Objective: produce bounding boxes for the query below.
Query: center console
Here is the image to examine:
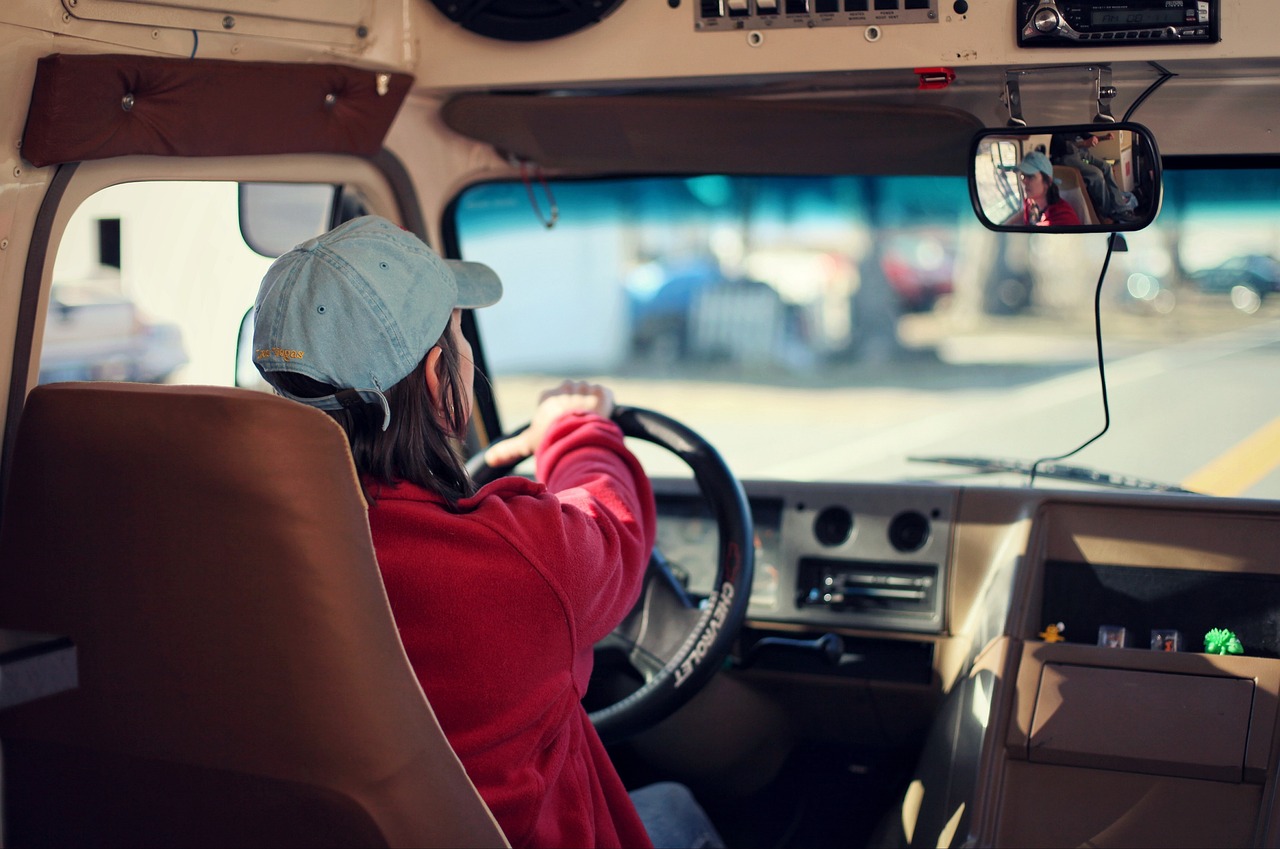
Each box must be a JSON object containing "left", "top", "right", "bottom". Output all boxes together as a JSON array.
[{"left": 973, "top": 499, "right": 1280, "bottom": 847}]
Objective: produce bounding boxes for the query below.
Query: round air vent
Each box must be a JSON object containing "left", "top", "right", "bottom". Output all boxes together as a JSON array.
[
  {"left": 813, "top": 506, "right": 853, "bottom": 547},
  {"left": 888, "top": 510, "right": 930, "bottom": 553},
  {"left": 429, "top": 0, "right": 627, "bottom": 42}
]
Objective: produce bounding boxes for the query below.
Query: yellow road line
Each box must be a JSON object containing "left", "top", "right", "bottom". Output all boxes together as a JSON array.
[{"left": 1182, "top": 416, "right": 1280, "bottom": 496}]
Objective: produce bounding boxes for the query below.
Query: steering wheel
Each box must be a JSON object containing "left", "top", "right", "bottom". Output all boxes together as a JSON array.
[{"left": 467, "top": 406, "right": 754, "bottom": 745}]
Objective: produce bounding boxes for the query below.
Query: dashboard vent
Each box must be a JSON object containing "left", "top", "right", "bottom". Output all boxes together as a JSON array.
[
  {"left": 428, "top": 0, "right": 627, "bottom": 41},
  {"left": 888, "top": 510, "right": 931, "bottom": 552}
]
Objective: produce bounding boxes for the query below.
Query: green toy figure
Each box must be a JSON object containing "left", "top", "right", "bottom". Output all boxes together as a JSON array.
[{"left": 1204, "top": 628, "right": 1244, "bottom": 655}]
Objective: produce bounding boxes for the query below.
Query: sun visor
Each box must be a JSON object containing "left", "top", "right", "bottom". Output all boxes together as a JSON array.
[
  {"left": 21, "top": 53, "right": 412, "bottom": 168},
  {"left": 441, "top": 93, "right": 985, "bottom": 177}
]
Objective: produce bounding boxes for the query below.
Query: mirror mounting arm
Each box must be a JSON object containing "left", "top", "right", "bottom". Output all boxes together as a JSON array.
[
  {"left": 1004, "top": 75, "right": 1028, "bottom": 127},
  {"left": 1094, "top": 66, "right": 1118, "bottom": 123},
  {"left": 1003, "top": 64, "right": 1117, "bottom": 126}
]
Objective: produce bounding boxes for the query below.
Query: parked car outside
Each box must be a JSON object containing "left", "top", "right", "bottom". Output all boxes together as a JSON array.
[
  {"left": 625, "top": 232, "right": 956, "bottom": 367},
  {"left": 39, "top": 282, "right": 188, "bottom": 384},
  {"left": 1188, "top": 254, "right": 1280, "bottom": 314},
  {"left": 880, "top": 232, "right": 955, "bottom": 314}
]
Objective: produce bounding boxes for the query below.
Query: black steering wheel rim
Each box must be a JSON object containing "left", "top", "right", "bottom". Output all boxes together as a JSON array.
[{"left": 467, "top": 406, "right": 754, "bottom": 744}]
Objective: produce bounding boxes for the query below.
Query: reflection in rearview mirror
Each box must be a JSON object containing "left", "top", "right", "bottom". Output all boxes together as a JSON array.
[{"left": 969, "top": 122, "right": 1161, "bottom": 233}]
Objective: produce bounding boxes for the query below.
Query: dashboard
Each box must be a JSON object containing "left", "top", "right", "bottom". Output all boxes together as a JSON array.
[{"left": 652, "top": 478, "right": 956, "bottom": 635}]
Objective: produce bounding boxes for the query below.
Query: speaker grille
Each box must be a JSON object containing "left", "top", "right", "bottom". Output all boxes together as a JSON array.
[{"left": 429, "top": 0, "right": 627, "bottom": 41}]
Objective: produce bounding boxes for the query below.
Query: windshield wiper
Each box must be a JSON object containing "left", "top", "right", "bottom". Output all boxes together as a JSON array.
[{"left": 908, "top": 455, "right": 1198, "bottom": 493}]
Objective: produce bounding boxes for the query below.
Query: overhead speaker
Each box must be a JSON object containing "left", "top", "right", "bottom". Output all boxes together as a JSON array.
[{"left": 428, "top": 0, "right": 627, "bottom": 42}]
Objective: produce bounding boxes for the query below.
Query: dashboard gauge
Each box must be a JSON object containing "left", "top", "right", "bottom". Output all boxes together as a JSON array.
[
  {"left": 655, "top": 495, "right": 783, "bottom": 599},
  {"left": 749, "top": 563, "right": 780, "bottom": 610}
]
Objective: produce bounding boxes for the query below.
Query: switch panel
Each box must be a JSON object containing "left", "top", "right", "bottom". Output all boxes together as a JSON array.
[{"left": 695, "top": 0, "right": 937, "bottom": 30}]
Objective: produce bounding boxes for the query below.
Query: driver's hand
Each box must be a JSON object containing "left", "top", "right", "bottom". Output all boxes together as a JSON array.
[{"left": 483, "top": 380, "right": 616, "bottom": 468}]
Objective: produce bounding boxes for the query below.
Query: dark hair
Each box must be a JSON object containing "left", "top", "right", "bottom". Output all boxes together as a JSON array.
[
  {"left": 1049, "top": 134, "right": 1073, "bottom": 159},
  {"left": 270, "top": 328, "right": 476, "bottom": 508}
]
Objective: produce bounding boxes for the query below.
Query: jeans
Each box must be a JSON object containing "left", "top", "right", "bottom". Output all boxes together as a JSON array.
[{"left": 630, "top": 782, "right": 725, "bottom": 849}]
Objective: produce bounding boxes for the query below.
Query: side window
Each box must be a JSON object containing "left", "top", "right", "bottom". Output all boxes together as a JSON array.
[
  {"left": 43, "top": 181, "right": 339, "bottom": 388},
  {"left": 972, "top": 138, "right": 1022, "bottom": 225}
]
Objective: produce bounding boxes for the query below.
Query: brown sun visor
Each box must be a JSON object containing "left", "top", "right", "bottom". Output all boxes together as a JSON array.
[
  {"left": 441, "top": 92, "right": 985, "bottom": 177},
  {"left": 21, "top": 53, "right": 413, "bottom": 168}
]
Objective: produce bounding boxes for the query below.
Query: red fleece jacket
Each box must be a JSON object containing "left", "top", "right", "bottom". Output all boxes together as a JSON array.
[{"left": 365, "top": 412, "right": 657, "bottom": 848}]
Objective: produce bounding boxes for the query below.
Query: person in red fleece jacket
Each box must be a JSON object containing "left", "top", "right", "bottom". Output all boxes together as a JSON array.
[{"left": 251, "top": 215, "right": 723, "bottom": 849}]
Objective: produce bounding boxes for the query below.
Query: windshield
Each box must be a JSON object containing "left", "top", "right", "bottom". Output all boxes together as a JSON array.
[{"left": 457, "top": 168, "right": 1276, "bottom": 497}]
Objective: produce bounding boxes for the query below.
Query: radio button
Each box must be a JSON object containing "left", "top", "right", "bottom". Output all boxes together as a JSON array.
[{"left": 1032, "top": 7, "right": 1059, "bottom": 32}]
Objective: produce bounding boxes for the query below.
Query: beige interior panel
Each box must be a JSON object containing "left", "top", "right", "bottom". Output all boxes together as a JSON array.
[
  {"left": 994, "top": 760, "right": 1262, "bottom": 849},
  {"left": 1028, "top": 664, "right": 1254, "bottom": 782},
  {"left": 66, "top": 0, "right": 375, "bottom": 47},
  {"left": 1008, "top": 642, "right": 1280, "bottom": 783},
  {"left": 1039, "top": 502, "right": 1280, "bottom": 574}
]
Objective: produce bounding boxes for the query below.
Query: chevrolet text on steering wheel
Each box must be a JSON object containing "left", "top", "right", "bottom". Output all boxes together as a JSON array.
[{"left": 467, "top": 405, "right": 754, "bottom": 744}]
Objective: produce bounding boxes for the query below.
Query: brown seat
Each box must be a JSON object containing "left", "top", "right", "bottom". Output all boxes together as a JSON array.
[
  {"left": 1053, "top": 164, "right": 1100, "bottom": 225},
  {"left": 0, "top": 382, "right": 509, "bottom": 848}
]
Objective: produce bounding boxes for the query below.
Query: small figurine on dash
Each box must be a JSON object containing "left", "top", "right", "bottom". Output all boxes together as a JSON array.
[
  {"left": 1151, "top": 629, "right": 1181, "bottom": 652},
  {"left": 1204, "top": 628, "right": 1244, "bottom": 655},
  {"left": 1098, "top": 625, "right": 1126, "bottom": 648},
  {"left": 1039, "top": 621, "right": 1066, "bottom": 643}
]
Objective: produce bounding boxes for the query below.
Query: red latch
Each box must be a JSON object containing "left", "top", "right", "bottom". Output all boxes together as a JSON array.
[{"left": 915, "top": 67, "right": 956, "bottom": 90}]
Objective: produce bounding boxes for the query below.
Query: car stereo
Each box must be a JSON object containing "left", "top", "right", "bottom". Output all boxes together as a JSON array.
[{"left": 1017, "top": 0, "right": 1218, "bottom": 46}]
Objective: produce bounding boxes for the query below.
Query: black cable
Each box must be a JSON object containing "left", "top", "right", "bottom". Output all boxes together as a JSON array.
[
  {"left": 1122, "top": 63, "right": 1177, "bottom": 122},
  {"left": 1028, "top": 232, "right": 1119, "bottom": 486},
  {"left": 1027, "top": 66, "right": 1175, "bottom": 486}
]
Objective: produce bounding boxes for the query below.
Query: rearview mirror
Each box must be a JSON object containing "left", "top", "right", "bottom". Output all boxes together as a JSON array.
[{"left": 969, "top": 122, "right": 1161, "bottom": 233}]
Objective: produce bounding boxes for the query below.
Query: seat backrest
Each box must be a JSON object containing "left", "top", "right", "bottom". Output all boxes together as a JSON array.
[
  {"left": 1053, "top": 165, "right": 1099, "bottom": 225},
  {"left": 0, "top": 382, "right": 509, "bottom": 848}
]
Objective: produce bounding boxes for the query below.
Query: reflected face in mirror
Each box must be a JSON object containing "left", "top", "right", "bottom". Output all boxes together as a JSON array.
[
  {"left": 1020, "top": 171, "right": 1056, "bottom": 226},
  {"left": 968, "top": 122, "right": 1162, "bottom": 234},
  {"left": 1021, "top": 171, "right": 1048, "bottom": 201},
  {"left": 1016, "top": 151, "right": 1081, "bottom": 227}
]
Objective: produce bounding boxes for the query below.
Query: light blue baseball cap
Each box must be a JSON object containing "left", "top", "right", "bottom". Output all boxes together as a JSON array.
[
  {"left": 252, "top": 215, "right": 502, "bottom": 429},
  {"left": 1017, "top": 150, "right": 1055, "bottom": 179}
]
